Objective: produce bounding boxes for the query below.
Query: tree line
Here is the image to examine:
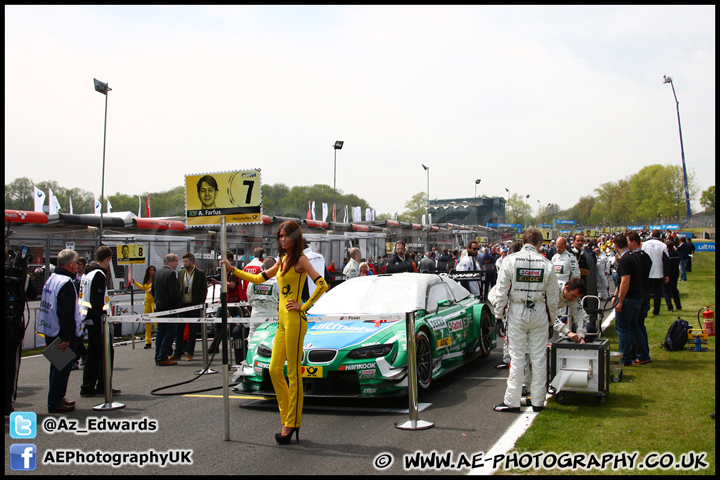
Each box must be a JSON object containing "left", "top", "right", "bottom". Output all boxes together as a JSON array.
[
  {"left": 5, "top": 164, "right": 714, "bottom": 225},
  {"left": 4, "top": 178, "right": 373, "bottom": 220},
  {"left": 401, "top": 164, "right": 713, "bottom": 226}
]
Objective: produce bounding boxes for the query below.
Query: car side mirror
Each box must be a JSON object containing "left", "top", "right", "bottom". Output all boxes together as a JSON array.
[{"left": 437, "top": 299, "right": 453, "bottom": 312}]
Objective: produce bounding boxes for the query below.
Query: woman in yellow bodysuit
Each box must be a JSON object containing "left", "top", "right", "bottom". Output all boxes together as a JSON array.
[
  {"left": 223, "top": 221, "right": 327, "bottom": 444},
  {"left": 133, "top": 266, "right": 156, "bottom": 349}
]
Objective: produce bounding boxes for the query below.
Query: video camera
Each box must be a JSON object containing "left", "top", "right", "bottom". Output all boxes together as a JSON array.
[{"left": 6, "top": 245, "right": 32, "bottom": 279}]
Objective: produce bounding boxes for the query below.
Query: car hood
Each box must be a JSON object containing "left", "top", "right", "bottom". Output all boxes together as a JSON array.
[{"left": 302, "top": 320, "right": 401, "bottom": 350}]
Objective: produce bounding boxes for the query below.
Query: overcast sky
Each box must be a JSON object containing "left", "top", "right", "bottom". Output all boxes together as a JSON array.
[{"left": 5, "top": 5, "right": 715, "bottom": 217}]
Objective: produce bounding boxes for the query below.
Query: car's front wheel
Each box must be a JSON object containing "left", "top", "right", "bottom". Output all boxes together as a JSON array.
[
  {"left": 478, "top": 307, "right": 493, "bottom": 359},
  {"left": 415, "top": 330, "right": 432, "bottom": 389}
]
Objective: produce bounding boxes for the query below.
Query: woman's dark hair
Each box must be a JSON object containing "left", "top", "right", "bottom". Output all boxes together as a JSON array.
[
  {"left": 277, "top": 220, "right": 304, "bottom": 276},
  {"left": 142, "top": 265, "right": 156, "bottom": 285}
]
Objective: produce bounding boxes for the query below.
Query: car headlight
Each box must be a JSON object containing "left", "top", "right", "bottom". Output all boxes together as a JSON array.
[
  {"left": 347, "top": 344, "right": 393, "bottom": 359},
  {"left": 256, "top": 344, "right": 272, "bottom": 358}
]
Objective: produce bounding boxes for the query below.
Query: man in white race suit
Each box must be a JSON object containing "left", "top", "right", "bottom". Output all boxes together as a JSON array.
[{"left": 489, "top": 228, "right": 570, "bottom": 413}]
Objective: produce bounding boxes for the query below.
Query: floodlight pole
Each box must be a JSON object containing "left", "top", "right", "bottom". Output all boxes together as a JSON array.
[
  {"left": 422, "top": 164, "right": 430, "bottom": 222},
  {"left": 332, "top": 141, "right": 344, "bottom": 223},
  {"left": 94, "top": 78, "right": 111, "bottom": 243},
  {"left": 662, "top": 75, "right": 692, "bottom": 221}
]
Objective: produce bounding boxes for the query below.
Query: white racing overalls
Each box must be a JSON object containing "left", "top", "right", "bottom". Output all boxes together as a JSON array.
[
  {"left": 489, "top": 244, "right": 559, "bottom": 408},
  {"left": 550, "top": 281, "right": 589, "bottom": 343},
  {"left": 551, "top": 250, "right": 580, "bottom": 285}
]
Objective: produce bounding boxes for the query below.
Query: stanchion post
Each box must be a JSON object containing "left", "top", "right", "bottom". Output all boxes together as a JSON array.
[
  {"left": 93, "top": 314, "right": 125, "bottom": 411},
  {"left": 394, "top": 310, "right": 433, "bottom": 430},
  {"left": 196, "top": 302, "right": 217, "bottom": 375},
  {"left": 130, "top": 276, "right": 135, "bottom": 350},
  {"left": 220, "top": 217, "right": 231, "bottom": 441}
]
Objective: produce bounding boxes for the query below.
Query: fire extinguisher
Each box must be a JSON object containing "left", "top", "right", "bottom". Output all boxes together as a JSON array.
[{"left": 699, "top": 306, "right": 715, "bottom": 337}]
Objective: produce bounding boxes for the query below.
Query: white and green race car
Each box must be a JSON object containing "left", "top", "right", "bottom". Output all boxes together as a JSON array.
[{"left": 234, "top": 272, "right": 497, "bottom": 398}]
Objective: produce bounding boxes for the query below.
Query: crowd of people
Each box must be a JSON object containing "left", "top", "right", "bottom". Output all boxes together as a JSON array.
[{"left": 14, "top": 222, "right": 697, "bottom": 437}]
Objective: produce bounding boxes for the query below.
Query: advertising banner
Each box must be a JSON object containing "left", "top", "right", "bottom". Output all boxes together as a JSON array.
[
  {"left": 693, "top": 241, "right": 715, "bottom": 252},
  {"left": 185, "top": 169, "right": 262, "bottom": 227}
]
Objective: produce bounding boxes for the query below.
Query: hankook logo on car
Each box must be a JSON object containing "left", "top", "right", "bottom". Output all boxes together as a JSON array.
[{"left": 340, "top": 362, "right": 376, "bottom": 370}]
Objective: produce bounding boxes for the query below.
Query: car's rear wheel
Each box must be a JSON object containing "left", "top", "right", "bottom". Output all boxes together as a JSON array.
[
  {"left": 478, "top": 307, "right": 493, "bottom": 359},
  {"left": 415, "top": 330, "right": 432, "bottom": 389}
]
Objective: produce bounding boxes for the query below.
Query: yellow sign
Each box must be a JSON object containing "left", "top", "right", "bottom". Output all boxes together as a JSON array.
[
  {"left": 584, "top": 229, "right": 600, "bottom": 239},
  {"left": 387, "top": 242, "right": 396, "bottom": 254},
  {"left": 301, "top": 366, "right": 323, "bottom": 378},
  {"left": 185, "top": 169, "right": 262, "bottom": 227},
  {"left": 516, "top": 234, "right": 523, "bottom": 240},
  {"left": 117, "top": 244, "right": 146, "bottom": 265},
  {"left": 478, "top": 237, "right": 488, "bottom": 245},
  {"left": 538, "top": 229, "right": 552, "bottom": 242},
  {"left": 437, "top": 337, "right": 452, "bottom": 348}
]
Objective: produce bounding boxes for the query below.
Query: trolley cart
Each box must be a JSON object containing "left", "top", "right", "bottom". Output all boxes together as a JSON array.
[{"left": 549, "top": 337, "right": 611, "bottom": 405}]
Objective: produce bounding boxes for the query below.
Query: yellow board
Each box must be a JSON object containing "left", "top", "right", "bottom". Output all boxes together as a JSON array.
[
  {"left": 185, "top": 169, "right": 262, "bottom": 227},
  {"left": 538, "top": 229, "right": 552, "bottom": 243},
  {"left": 301, "top": 366, "right": 323, "bottom": 378},
  {"left": 437, "top": 337, "right": 452, "bottom": 348},
  {"left": 116, "top": 244, "right": 146, "bottom": 265}
]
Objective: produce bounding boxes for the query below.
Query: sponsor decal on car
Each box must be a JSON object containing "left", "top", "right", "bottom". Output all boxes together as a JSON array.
[
  {"left": 358, "top": 369, "right": 376, "bottom": 379},
  {"left": 362, "top": 387, "right": 378, "bottom": 395},
  {"left": 437, "top": 337, "right": 452, "bottom": 348},
  {"left": 516, "top": 268, "right": 544, "bottom": 282},
  {"left": 255, "top": 360, "right": 270, "bottom": 369},
  {"left": 301, "top": 366, "right": 323, "bottom": 378},
  {"left": 340, "top": 362, "right": 376, "bottom": 371},
  {"left": 310, "top": 322, "right": 377, "bottom": 333},
  {"left": 448, "top": 319, "right": 463, "bottom": 332},
  {"left": 428, "top": 317, "right": 447, "bottom": 331}
]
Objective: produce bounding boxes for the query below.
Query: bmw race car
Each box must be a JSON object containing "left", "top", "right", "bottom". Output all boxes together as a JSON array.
[{"left": 234, "top": 272, "right": 497, "bottom": 398}]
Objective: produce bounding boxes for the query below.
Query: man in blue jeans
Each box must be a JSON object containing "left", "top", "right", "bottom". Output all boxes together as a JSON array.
[
  {"left": 613, "top": 233, "right": 651, "bottom": 366},
  {"left": 677, "top": 235, "right": 690, "bottom": 282}
]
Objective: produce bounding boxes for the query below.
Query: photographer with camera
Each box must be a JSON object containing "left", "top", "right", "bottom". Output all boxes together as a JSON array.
[{"left": 5, "top": 245, "right": 38, "bottom": 415}]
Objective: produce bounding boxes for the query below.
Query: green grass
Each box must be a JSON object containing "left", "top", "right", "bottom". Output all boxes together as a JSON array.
[{"left": 498, "top": 252, "right": 716, "bottom": 475}]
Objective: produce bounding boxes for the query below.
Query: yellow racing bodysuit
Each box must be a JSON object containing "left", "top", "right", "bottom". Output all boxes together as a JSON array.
[
  {"left": 133, "top": 281, "right": 155, "bottom": 345},
  {"left": 230, "top": 255, "right": 328, "bottom": 428}
]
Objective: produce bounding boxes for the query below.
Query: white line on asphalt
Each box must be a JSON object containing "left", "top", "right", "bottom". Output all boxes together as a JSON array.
[{"left": 241, "top": 399, "right": 432, "bottom": 414}]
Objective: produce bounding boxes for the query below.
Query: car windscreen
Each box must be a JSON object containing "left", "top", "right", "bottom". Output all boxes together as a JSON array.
[{"left": 308, "top": 276, "right": 424, "bottom": 315}]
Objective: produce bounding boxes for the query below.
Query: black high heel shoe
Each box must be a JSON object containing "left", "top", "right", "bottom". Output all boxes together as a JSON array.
[{"left": 275, "top": 427, "right": 300, "bottom": 445}]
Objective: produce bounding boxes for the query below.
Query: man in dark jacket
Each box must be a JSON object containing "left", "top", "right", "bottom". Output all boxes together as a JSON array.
[
  {"left": 79, "top": 246, "right": 120, "bottom": 397},
  {"left": 385, "top": 242, "right": 415, "bottom": 274},
  {"left": 171, "top": 252, "right": 207, "bottom": 361},
  {"left": 151, "top": 254, "right": 181, "bottom": 365},
  {"left": 662, "top": 240, "right": 682, "bottom": 311},
  {"left": 37, "top": 249, "right": 83, "bottom": 412},
  {"left": 677, "top": 236, "right": 690, "bottom": 281}
]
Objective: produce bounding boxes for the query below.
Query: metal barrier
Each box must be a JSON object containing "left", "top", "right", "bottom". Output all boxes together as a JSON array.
[
  {"left": 94, "top": 314, "right": 125, "bottom": 411},
  {"left": 394, "top": 311, "right": 434, "bottom": 431}
]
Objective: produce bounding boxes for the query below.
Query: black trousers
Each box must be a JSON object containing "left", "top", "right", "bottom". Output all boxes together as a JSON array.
[
  {"left": 662, "top": 277, "right": 682, "bottom": 310},
  {"left": 649, "top": 278, "right": 664, "bottom": 315},
  {"left": 81, "top": 322, "right": 114, "bottom": 393},
  {"left": 4, "top": 326, "right": 23, "bottom": 410}
]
